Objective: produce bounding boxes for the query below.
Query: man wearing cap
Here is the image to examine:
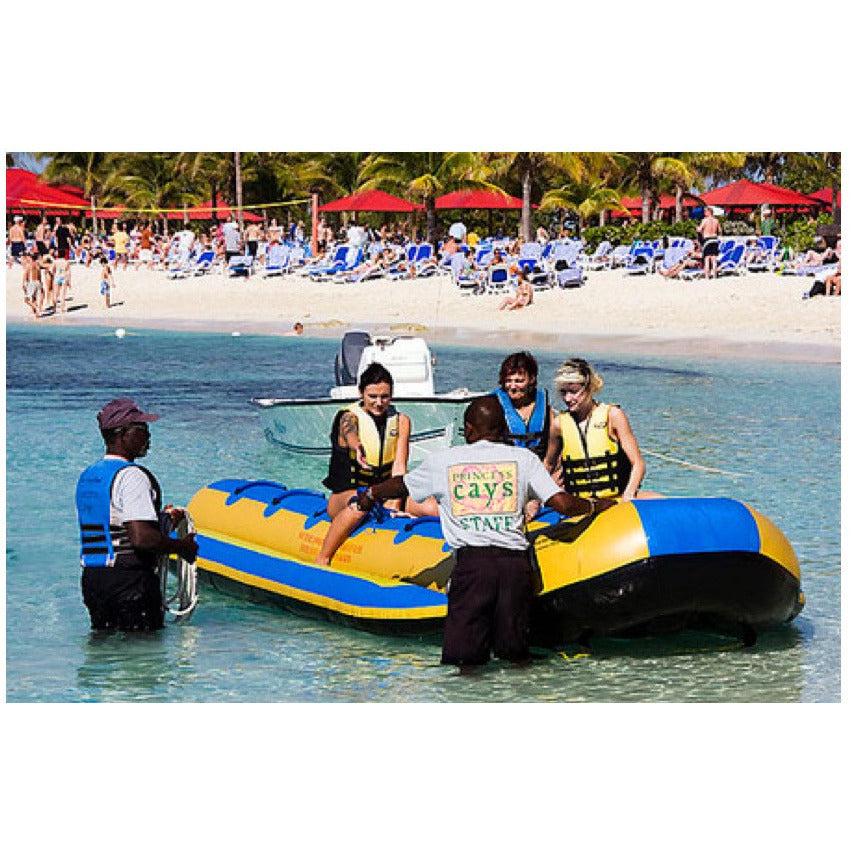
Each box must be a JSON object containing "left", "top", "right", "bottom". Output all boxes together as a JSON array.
[{"left": 75, "top": 398, "right": 198, "bottom": 631}]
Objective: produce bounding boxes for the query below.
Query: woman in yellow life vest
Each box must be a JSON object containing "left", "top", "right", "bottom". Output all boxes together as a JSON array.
[
  {"left": 317, "top": 363, "right": 432, "bottom": 565},
  {"left": 544, "top": 357, "right": 652, "bottom": 501}
]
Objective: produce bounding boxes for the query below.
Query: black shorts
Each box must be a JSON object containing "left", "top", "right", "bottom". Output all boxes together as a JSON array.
[
  {"left": 81, "top": 567, "right": 164, "bottom": 631},
  {"left": 441, "top": 546, "right": 534, "bottom": 666},
  {"left": 247, "top": 240, "right": 258, "bottom": 257},
  {"left": 701, "top": 238, "right": 719, "bottom": 258}
]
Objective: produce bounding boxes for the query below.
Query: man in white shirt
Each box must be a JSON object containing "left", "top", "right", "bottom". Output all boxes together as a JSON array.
[
  {"left": 221, "top": 215, "right": 242, "bottom": 273},
  {"left": 358, "top": 396, "right": 614, "bottom": 666}
]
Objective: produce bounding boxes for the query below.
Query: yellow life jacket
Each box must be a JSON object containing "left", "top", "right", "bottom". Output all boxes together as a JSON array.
[
  {"left": 345, "top": 402, "right": 400, "bottom": 485},
  {"left": 558, "top": 402, "right": 631, "bottom": 498}
]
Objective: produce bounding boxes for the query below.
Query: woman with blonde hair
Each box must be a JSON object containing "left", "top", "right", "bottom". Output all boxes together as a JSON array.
[{"left": 545, "top": 357, "right": 655, "bottom": 501}]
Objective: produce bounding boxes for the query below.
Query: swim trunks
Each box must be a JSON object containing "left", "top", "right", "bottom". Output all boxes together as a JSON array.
[{"left": 702, "top": 237, "right": 719, "bottom": 258}]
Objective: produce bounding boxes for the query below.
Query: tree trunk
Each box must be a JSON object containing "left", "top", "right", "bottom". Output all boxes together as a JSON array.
[
  {"left": 234, "top": 152, "right": 244, "bottom": 230},
  {"left": 832, "top": 181, "right": 841, "bottom": 227},
  {"left": 425, "top": 198, "right": 436, "bottom": 245},
  {"left": 521, "top": 167, "right": 533, "bottom": 241},
  {"left": 674, "top": 185, "right": 684, "bottom": 223}
]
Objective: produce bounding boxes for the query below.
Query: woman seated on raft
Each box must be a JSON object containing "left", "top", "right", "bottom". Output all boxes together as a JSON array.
[
  {"left": 316, "top": 363, "right": 436, "bottom": 565},
  {"left": 492, "top": 351, "right": 560, "bottom": 520},
  {"left": 544, "top": 357, "right": 661, "bottom": 502}
]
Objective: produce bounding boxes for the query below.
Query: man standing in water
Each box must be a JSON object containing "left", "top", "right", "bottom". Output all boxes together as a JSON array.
[
  {"left": 75, "top": 398, "right": 198, "bottom": 631},
  {"left": 357, "top": 396, "right": 614, "bottom": 667}
]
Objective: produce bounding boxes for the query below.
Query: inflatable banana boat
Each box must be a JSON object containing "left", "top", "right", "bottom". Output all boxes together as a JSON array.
[{"left": 187, "top": 478, "right": 804, "bottom": 644}]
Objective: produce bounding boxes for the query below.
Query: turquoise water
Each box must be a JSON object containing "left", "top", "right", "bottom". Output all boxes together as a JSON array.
[{"left": 4, "top": 324, "right": 841, "bottom": 702}]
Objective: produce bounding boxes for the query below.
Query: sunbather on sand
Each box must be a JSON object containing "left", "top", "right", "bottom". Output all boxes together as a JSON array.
[
  {"left": 658, "top": 247, "right": 702, "bottom": 278},
  {"left": 498, "top": 270, "right": 534, "bottom": 311}
]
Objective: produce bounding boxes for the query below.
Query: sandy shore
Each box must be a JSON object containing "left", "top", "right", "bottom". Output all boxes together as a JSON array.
[{"left": 5, "top": 260, "right": 841, "bottom": 363}]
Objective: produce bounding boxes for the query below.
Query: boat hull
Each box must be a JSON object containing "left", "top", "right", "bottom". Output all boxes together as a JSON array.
[
  {"left": 251, "top": 395, "right": 479, "bottom": 464},
  {"left": 187, "top": 479, "right": 804, "bottom": 644}
]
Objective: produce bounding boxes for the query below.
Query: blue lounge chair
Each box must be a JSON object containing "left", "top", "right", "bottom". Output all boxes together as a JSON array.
[
  {"left": 624, "top": 244, "right": 655, "bottom": 275},
  {"left": 263, "top": 244, "right": 289, "bottom": 277},
  {"left": 228, "top": 254, "right": 253, "bottom": 277},
  {"left": 305, "top": 244, "right": 350, "bottom": 278},
  {"left": 580, "top": 240, "right": 612, "bottom": 271},
  {"left": 656, "top": 246, "right": 688, "bottom": 276},
  {"left": 717, "top": 243, "right": 747, "bottom": 276},
  {"left": 484, "top": 264, "right": 511, "bottom": 295},
  {"left": 450, "top": 252, "right": 483, "bottom": 294}
]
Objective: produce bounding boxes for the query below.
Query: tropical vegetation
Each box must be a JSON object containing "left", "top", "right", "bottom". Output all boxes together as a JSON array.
[{"left": 9, "top": 152, "right": 841, "bottom": 236}]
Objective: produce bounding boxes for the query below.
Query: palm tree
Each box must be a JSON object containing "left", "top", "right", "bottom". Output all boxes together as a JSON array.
[
  {"left": 483, "top": 153, "right": 585, "bottom": 240},
  {"left": 358, "top": 152, "right": 485, "bottom": 243},
  {"left": 613, "top": 153, "right": 698, "bottom": 224},
  {"left": 40, "top": 152, "right": 113, "bottom": 232},
  {"left": 664, "top": 153, "right": 746, "bottom": 222},
  {"left": 538, "top": 179, "right": 623, "bottom": 237},
  {"left": 105, "top": 153, "right": 187, "bottom": 231}
]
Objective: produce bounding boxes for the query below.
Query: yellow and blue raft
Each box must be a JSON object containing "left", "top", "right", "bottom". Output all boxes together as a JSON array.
[{"left": 187, "top": 478, "right": 804, "bottom": 644}]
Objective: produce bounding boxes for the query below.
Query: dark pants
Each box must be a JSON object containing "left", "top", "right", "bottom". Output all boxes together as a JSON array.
[
  {"left": 81, "top": 567, "right": 164, "bottom": 631},
  {"left": 441, "top": 546, "right": 534, "bottom": 666}
]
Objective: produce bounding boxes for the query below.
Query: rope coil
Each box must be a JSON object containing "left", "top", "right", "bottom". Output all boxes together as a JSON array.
[{"left": 157, "top": 509, "right": 198, "bottom": 622}]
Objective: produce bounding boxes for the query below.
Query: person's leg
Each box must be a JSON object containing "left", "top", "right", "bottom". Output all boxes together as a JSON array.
[
  {"left": 492, "top": 550, "right": 534, "bottom": 662},
  {"left": 441, "top": 549, "right": 495, "bottom": 666},
  {"left": 316, "top": 491, "right": 364, "bottom": 565}
]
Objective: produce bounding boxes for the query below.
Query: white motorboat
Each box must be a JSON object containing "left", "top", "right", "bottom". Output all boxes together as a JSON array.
[{"left": 251, "top": 331, "right": 484, "bottom": 465}]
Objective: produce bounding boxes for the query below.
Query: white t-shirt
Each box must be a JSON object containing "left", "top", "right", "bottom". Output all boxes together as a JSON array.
[
  {"left": 105, "top": 456, "right": 158, "bottom": 525},
  {"left": 403, "top": 440, "right": 561, "bottom": 550},
  {"left": 222, "top": 221, "right": 241, "bottom": 252}
]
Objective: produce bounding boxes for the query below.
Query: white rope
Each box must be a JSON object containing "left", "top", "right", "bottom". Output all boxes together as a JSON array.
[
  {"left": 643, "top": 449, "right": 741, "bottom": 477},
  {"left": 157, "top": 509, "right": 199, "bottom": 622}
]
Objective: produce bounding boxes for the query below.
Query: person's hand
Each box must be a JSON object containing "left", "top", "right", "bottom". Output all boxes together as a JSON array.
[
  {"left": 177, "top": 532, "right": 198, "bottom": 564},
  {"left": 355, "top": 488, "right": 375, "bottom": 512},
  {"left": 355, "top": 444, "right": 372, "bottom": 469},
  {"left": 594, "top": 498, "right": 617, "bottom": 514}
]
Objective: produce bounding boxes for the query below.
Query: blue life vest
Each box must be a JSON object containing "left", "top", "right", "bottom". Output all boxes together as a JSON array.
[
  {"left": 493, "top": 387, "right": 550, "bottom": 458},
  {"left": 75, "top": 458, "right": 160, "bottom": 568}
]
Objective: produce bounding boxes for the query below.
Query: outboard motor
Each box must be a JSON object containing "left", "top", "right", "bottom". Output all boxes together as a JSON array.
[{"left": 334, "top": 331, "right": 371, "bottom": 387}]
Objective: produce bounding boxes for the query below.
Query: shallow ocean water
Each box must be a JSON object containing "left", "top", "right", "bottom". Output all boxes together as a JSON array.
[{"left": 4, "top": 324, "right": 841, "bottom": 702}]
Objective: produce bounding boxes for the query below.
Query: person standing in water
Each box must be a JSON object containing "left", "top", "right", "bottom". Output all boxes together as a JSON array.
[
  {"left": 545, "top": 357, "right": 654, "bottom": 501},
  {"left": 75, "top": 398, "right": 198, "bottom": 631},
  {"left": 356, "top": 396, "right": 615, "bottom": 667}
]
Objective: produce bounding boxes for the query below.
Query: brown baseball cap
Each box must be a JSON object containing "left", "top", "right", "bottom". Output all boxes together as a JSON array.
[{"left": 97, "top": 397, "right": 160, "bottom": 430}]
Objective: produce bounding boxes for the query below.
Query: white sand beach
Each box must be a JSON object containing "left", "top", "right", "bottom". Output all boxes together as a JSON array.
[{"left": 5, "top": 261, "right": 841, "bottom": 363}]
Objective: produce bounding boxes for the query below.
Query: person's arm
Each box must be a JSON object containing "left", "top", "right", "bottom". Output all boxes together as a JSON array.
[
  {"left": 125, "top": 520, "right": 198, "bottom": 563},
  {"left": 608, "top": 405, "right": 645, "bottom": 501},
  {"left": 392, "top": 413, "right": 411, "bottom": 476},
  {"left": 356, "top": 475, "right": 409, "bottom": 510},
  {"left": 338, "top": 409, "right": 370, "bottom": 468},
  {"left": 543, "top": 408, "right": 562, "bottom": 477},
  {"left": 544, "top": 491, "right": 615, "bottom": 517}
]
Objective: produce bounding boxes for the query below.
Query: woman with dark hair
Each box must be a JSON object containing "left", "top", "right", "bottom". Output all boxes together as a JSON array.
[
  {"left": 316, "top": 363, "right": 422, "bottom": 565},
  {"left": 493, "top": 351, "right": 557, "bottom": 462},
  {"left": 492, "top": 351, "right": 560, "bottom": 520}
]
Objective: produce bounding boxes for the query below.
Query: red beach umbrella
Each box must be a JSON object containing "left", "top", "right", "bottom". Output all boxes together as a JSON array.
[
  {"left": 435, "top": 189, "right": 525, "bottom": 210},
  {"left": 318, "top": 189, "right": 423, "bottom": 213},
  {"left": 809, "top": 188, "right": 841, "bottom": 209},
  {"left": 699, "top": 179, "right": 822, "bottom": 211}
]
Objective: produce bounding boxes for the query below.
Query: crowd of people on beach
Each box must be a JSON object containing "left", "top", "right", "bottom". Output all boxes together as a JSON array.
[{"left": 6, "top": 209, "right": 842, "bottom": 322}]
